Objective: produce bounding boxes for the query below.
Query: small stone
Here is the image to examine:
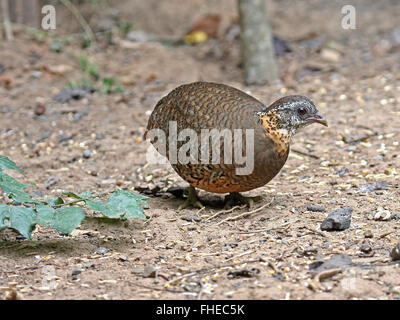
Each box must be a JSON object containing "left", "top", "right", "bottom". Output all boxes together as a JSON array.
[
  {"left": 390, "top": 243, "right": 400, "bottom": 261},
  {"left": 132, "top": 263, "right": 158, "bottom": 278},
  {"left": 336, "top": 168, "right": 350, "bottom": 176},
  {"left": 34, "top": 102, "right": 46, "bottom": 116},
  {"left": 99, "top": 179, "right": 117, "bottom": 186},
  {"left": 97, "top": 246, "right": 109, "bottom": 255},
  {"left": 53, "top": 88, "right": 88, "bottom": 103},
  {"left": 310, "top": 254, "right": 352, "bottom": 274},
  {"left": 181, "top": 215, "right": 202, "bottom": 222},
  {"left": 307, "top": 204, "right": 325, "bottom": 212},
  {"left": 359, "top": 181, "right": 389, "bottom": 192},
  {"left": 303, "top": 246, "right": 319, "bottom": 256},
  {"left": 44, "top": 176, "right": 60, "bottom": 190},
  {"left": 373, "top": 208, "right": 391, "bottom": 221},
  {"left": 227, "top": 268, "right": 260, "bottom": 279},
  {"left": 32, "top": 70, "right": 42, "bottom": 78},
  {"left": 83, "top": 149, "right": 92, "bottom": 159},
  {"left": 364, "top": 230, "right": 373, "bottom": 238},
  {"left": 391, "top": 214, "right": 400, "bottom": 221},
  {"left": 321, "top": 207, "right": 352, "bottom": 231},
  {"left": 72, "top": 268, "right": 82, "bottom": 276},
  {"left": 360, "top": 240, "right": 372, "bottom": 253},
  {"left": 320, "top": 48, "right": 341, "bottom": 62}
]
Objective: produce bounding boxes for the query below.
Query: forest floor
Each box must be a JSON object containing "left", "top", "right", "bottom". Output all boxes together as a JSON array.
[{"left": 0, "top": 0, "right": 400, "bottom": 300}]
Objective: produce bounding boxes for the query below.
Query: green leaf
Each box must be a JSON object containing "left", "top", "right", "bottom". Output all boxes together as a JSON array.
[
  {"left": 36, "top": 205, "right": 85, "bottom": 234},
  {"left": 36, "top": 196, "right": 64, "bottom": 206},
  {"left": 0, "top": 172, "right": 40, "bottom": 204},
  {"left": 86, "top": 199, "right": 120, "bottom": 218},
  {"left": 9, "top": 191, "right": 42, "bottom": 204},
  {"left": 35, "top": 205, "right": 55, "bottom": 225},
  {"left": 63, "top": 191, "right": 93, "bottom": 199},
  {"left": 0, "top": 156, "right": 24, "bottom": 174},
  {"left": 0, "top": 204, "right": 36, "bottom": 239},
  {"left": 0, "top": 172, "right": 31, "bottom": 193},
  {"left": 85, "top": 190, "right": 147, "bottom": 220}
]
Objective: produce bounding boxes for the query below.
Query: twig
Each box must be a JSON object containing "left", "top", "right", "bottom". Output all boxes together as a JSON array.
[
  {"left": 195, "top": 206, "right": 205, "bottom": 216},
  {"left": 1, "top": 0, "right": 14, "bottom": 41},
  {"left": 343, "top": 132, "right": 378, "bottom": 144},
  {"left": 51, "top": 192, "right": 111, "bottom": 208},
  {"left": 60, "top": 0, "right": 96, "bottom": 46},
  {"left": 215, "top": 199, "right": 274, "bottom": 226},
  {"left": 225, "top": 250, "right": 255, "bottom": 262},
  {"left": 304, "top": 227, "right": 327, "bottom": 238},
  {"left": 166, "top": 258, "right": 262, "bottom": 286},
  {"left": 205, "top": 205, "right": 246, "bottom": 221},
  {"left": 196, "top": 279, "right": 205, "bottom": 300},
  {"left": 291, "top": 148, "right": 319, "bottom": 159},
  {"left": 237, "top": 219, "right": 298, "bottom": 234},
  {"left": 315, "top": 268, "right": 342, "bottom": 282},
  {"left": 130, "top": 282, "right": 188, "bottom": 294}
]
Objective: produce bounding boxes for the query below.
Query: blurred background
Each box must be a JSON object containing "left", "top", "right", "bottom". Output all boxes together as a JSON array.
[{"left": 1, "top": 0, "right": 399, "bottom": 85}]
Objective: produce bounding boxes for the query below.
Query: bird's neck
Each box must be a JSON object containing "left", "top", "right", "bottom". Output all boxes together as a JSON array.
[{"left": 258, "top": 111, "right": 294, "bottom": 157}]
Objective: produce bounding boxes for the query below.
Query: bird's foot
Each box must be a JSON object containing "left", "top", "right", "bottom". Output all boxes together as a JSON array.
[
  {"left": 178, "top": 186, "right": 204, "bottom": 210},
  {"left": 224, "top": 192, "right": 264, "bottom": 209}
]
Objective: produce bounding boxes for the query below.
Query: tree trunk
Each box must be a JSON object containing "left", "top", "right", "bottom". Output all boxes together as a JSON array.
[
  {"left": 238, "top": 0, "right": 278, "bottom": 85},
  {"left": 1, "top": 0, "right": 14, "bottom": 40},
  {"left": 8, "top": 0, "right": 41, "bottom": 28}
]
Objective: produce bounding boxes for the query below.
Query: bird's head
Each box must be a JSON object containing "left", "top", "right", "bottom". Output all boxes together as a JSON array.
[{"left": 258, "top": 95, "right": 328, "bottom": 136}]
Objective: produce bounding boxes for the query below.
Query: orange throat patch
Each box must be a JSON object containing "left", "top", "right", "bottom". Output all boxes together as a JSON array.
[{"left": 259, "top": 113, "right": 292, "bottom": 157}]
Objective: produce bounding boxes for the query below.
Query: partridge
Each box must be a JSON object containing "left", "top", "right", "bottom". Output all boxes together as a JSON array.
[{"left": 144, "top": 82, "right": 327, "bottom": 209}]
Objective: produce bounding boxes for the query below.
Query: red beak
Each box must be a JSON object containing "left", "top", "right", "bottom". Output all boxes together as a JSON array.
[{"left": 307, "top": 113, "right": 328, "bottom": 127}]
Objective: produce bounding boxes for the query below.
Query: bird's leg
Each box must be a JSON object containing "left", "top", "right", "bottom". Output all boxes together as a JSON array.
[
  {"left": 224, "top": 192, "right": 264, "bottom": 209},
  {"left": 178, "top": 186, "right": 204, "bottom": 210}
]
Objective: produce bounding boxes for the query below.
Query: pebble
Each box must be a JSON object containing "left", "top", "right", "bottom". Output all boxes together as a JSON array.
[
  {"left": 359, "top": 181, "right": 389, "bottom": 192},
  {"left": 373, "top": 208, "right": 391, "bottom": 221},
  {"left": 34, "top": 102, "right": 46, "bottom": 116},
  {"left": 310, "top": 254, "right": 352, "bottom": 274},
  {"left": 97, "top": 246, "right": 109, "bottom": 255},
  {"left": 72, "top": 268, "right": 82, "bottom": 276},
  {"left": 227, "top": 268, "right": 260, "bottom": 279},
  {"left": 364, "top": 230, "right": 373, "bottom": 238},
  {"left": 44, "top": 176, "right": 60, "bottom": 190},
  {"left": 53, "top": 88, "right": 88, "bottom": 103},
  {"left": 83, "top": 149, "right": 92, "bottom": 159},
  {"left": 321, "top": 207, "right": 352, "bottom": 231},
  {"left": 181, "top": 215, "right": 202, "bottom": 222},
  {"left": 390, "top": 244, "right": 400, "bottom": 261},
  {"left": 303, "top": 246, "right": 319, "bottom": 256},
  {"left": 132, "top": 263, "right": 157, "bottom": 278},
  {"left": 336, "top": 168, "right": 350, "bottom": 176},
  {"left": 31, "top": 70, "right": 42, "bottom": 79},
  {"left": 307, "top": 204, "right": 325, "bottom": 212},
  {"left": 360, "top": 241, "right": 372, "bottom": 253},
  {"left": 99, "top": 179, "right": 117, "bottom": 186}
]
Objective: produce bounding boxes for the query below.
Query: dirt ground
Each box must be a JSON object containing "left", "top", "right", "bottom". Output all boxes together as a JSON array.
[{"left": 0, "top": 0, "right": 400, "bottom": 300}]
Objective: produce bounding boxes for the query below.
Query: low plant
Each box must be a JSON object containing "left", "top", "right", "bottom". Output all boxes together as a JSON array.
[{"left": 0, "top": 156, "right": 147, "bottom": 240}]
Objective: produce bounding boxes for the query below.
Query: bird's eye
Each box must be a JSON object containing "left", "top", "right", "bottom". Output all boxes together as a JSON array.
[{"left": 297, "top": 106, "right": 307, "bottom": 116}]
